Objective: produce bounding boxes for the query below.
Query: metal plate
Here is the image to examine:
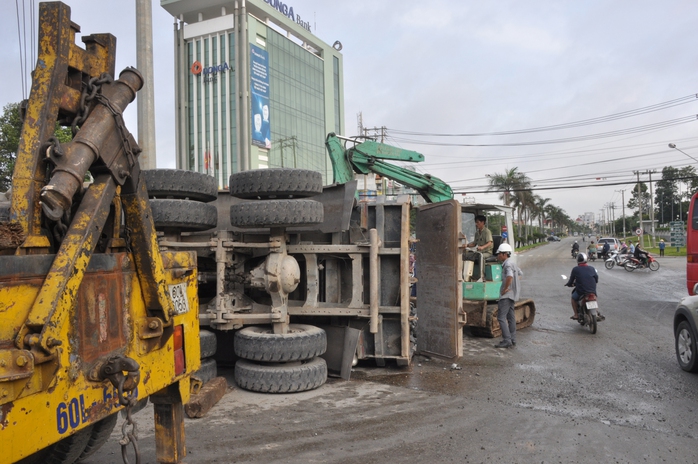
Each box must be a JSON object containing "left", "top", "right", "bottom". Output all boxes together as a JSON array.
[
  {"left": 586, "top": 301, "right": 598, "bottom": 309},
  {"left": 415, "top": 200, "right": 463, "bottom": 360}
]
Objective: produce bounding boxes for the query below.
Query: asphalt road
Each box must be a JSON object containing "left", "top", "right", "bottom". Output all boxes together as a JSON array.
[{"left": 87, "top": 238, "right": 698, "bottom": 463}]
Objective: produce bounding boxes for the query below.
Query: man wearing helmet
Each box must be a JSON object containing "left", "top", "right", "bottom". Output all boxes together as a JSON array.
[
  {"left": 564, "top": 253, "right": 601, "bottom": 320},
  {"left": 494, "top": 242, "right": 521, "bottom": 349}
]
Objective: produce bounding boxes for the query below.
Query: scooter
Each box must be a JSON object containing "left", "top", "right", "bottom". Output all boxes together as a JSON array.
[
  {"left": 604, "top": 250, "right": 630, "bottom": 269},
  {"left": 623, "top": 253, "right": 660, "bottom": 272},
  {"left": 571, "top": 247, "right": 579, "bottom": 258}
]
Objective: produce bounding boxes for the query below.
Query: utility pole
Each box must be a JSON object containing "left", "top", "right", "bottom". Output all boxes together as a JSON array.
[
  {"left": 278, "top": 136, "right": 297, "bottom": 168},
  {"left": 634, "top": 171, "right": 645, "bottom": 247},
  {"left": 647, "top": 170, "right": 656, "bottom": 248},
  {"left": 136, "top": 0, "right": 156, "bottom": 169},
  {"left": 616, "top": 189, "right": 626, "bottom": 239}
]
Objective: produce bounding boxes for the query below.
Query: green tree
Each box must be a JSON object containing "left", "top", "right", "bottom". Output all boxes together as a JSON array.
[
  {"left": 0, "top": 103, "right": 23, "bottom": 191},
  {"left": 0, "top": 102, "right": 72, "bottom": 192},
  {"left": 655, "top": 166, "right": 679, "bottom": 225},
  {"left": 627, "top": 182, "right": 650, "bottom": 214}
]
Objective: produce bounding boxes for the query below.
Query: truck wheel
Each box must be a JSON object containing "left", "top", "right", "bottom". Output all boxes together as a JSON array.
[
  {"left": 76, "top": 414, "right": 118, "bottom": 462},
  {"left": 19, "top": 424, "right": 94, "bottom": 464},
  {"left": 234, "top": 357, "right": 327, "bottom": 393},
  {"left": 150, "top": 199, "right": 218, "bottom": 231},
  {"left": 228, "top": 168, "right": 323, "bottom": 199},
  {"left": 230, "top": 199, "right": 323, "bottom": 228},
  {"left": 234, "top": 324, "right": 327, "bottom": 362},
  {"left": 142, "top": 169, "right": 218, "bottom": 202},
  {"left": 199, "top": 329, "right": 218, "bottom": 358}
]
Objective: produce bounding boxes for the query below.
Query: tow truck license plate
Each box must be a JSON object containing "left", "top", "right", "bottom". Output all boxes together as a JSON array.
[
  {"left": 169, "top": 283, "right": 190, "bottom": 314},
  {"left": 586, "top": 301, "right": 598, "bottom": 309}
]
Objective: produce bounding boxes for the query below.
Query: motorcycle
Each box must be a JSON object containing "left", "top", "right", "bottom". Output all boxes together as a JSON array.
[
  {"left": 576, "top": 293, "right": 599, "bottom": 334},
  {"left": 562, "top": 275, "right": 600, "bottom": 334},
  {"left": 604, "top": 250, "right": 630, "bottom": 269},
  {"left": 571, "top": 247, "right": 579, "bottom": 258},
  {"left": 623, "top": 253, "right": 660, "bottom": 272}
]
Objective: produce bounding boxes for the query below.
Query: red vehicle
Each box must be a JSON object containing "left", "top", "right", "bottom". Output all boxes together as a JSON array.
[{"left": 688, "top": 193, "right": 698, "bottom": 294}]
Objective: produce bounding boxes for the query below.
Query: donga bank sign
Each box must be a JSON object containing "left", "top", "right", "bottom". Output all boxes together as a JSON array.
[{"left": 263, "top": 0, "right": 311, "bottom": 32}]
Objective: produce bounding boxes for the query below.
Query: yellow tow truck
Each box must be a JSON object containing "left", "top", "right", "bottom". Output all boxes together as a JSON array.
[{"left": 0, "top": 3, "right": 200, "bottom": 463}]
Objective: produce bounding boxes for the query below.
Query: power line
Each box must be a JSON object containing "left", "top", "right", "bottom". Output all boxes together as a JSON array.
[
  {"left": 388, "top": 94, "right": 698, "bottom": 137},
  {"left": 387, "top": 115, "right": 698, "bottom": 147}
]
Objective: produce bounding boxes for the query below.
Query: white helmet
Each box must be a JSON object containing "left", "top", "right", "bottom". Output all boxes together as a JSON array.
[{"left": 496, "top": 243, "right": 513, "bottom": 254}]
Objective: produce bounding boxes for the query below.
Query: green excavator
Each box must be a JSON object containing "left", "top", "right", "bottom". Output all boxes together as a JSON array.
[{"left": 325, "top": 133, "right": 536, "bottom": 338}]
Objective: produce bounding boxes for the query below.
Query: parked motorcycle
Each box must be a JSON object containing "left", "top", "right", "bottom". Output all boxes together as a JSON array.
[
  {"left": 604, "top": 250, "right": 630, "bottom": 269},
  {"left": 623, "top": 253, "right": 660, "bottom": 272}
]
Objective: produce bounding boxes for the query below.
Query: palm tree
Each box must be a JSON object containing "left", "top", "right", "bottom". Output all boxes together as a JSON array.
[
  {"left": 535, "top": 196, "right": 551, "bottom": 236},
  {"left": 487, "top": 167, "right": 526, "bottom": 206},
  {"left": 487, "top": 167, "right": 532, "bottom": 244}
]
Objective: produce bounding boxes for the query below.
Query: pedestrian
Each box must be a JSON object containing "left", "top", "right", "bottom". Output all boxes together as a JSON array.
[
  {"left": 659, "top": 239, "right": 666, "bottom": 257},
  {"left": 494, "top": 243, "right": 522, "bottom": 349}
]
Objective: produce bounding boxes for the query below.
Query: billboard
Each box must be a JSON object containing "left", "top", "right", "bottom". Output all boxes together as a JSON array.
[{"left": 250, "top": 45, "right": 271, "bottom": 149}]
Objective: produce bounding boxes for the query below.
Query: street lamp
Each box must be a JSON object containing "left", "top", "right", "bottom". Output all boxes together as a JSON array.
[{"left": 669, "top": 143, "right": 698, "bottom": 163}]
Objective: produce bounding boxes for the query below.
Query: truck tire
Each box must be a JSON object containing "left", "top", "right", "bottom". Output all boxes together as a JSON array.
[
  {"left": 228, "top": 168, "right": 323, "bottom": 199},
  {"left": 234, "top": 357, "right": 327, "bottom": 393},
  {"left": 199, "top": 329, "right": 217, "bottom": 358},
  {"left": 76, "top": 414, "right": 118, "bottom": 462},
  {"left": 234, "top": 324, "right": 327, "bottom": 362},
  {"left": 230, "top": 199, "right": 323, "bottom": 228},
  {"left": 192, "top": 357, "right": 218, "bottom": 385},
  {"left": 142, "top": 169, "right": 218, "bottom": 202},
  {"left": 19, "top": 424, "right": 94, "bottom": 464},
  {"left": 150, "top": 199, "right": 218, "bottom": 231}
]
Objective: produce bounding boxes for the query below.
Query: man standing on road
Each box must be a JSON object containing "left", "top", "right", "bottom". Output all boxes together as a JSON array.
[{"left": 494, "top": 243, "right": 521, "bottom": 349}]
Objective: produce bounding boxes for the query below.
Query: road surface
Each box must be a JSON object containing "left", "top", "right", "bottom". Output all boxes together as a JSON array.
[{"left": 87, "top": 238, "right": 698, "bottom": 463}]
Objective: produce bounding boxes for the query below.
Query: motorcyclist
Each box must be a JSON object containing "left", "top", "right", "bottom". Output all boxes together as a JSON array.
[
  {"left": 565, "top": 253, "right": 604, "bottom": 321},
  {"left": 571, "top": 240, "right": 580, "bottom": 257},
  {"left": 634, "top": 241, "right": 649, "bottom": 267},
  {"left": 601, "top": 241, "right": 610, "bottom": 260}
]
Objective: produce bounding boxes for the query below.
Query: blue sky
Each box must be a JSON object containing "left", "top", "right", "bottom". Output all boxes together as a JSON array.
[{"left": 3, "top": 0, "right": 698, "bottom": 222}]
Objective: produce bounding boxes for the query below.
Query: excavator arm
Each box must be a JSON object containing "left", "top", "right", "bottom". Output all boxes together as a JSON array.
[{"left": 325, "top": 133, "right": 453, "bottom": 203}]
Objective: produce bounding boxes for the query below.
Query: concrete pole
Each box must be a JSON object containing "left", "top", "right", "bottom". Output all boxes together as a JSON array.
[
  {"left": 136, "top": 0, "right": 157, "bottom": 169},
  {"left": 648, "top": 170, "right": 656, "bottom": 248}
]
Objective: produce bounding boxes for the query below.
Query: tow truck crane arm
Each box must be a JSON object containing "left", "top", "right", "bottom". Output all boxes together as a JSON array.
[{"left": 325, "top": 133, "right": 453, "bottom": 203}]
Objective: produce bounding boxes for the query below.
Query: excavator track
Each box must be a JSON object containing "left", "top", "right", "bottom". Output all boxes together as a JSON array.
[{"left": 465, "top": 298, "right": 536, "bottom": 338}]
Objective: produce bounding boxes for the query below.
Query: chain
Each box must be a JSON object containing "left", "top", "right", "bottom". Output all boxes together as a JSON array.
[
  {"left": 92, "top": 91, "right": 141, "bottom": 169},
  {"left": 99, "top": 356, "right": 141, "bottom": 464},
  {"left": 119, "top": 394, "right": 141, "bottom": 464},
  {"left": 72, "top": 73, "right": 113, "bottom": 136}
]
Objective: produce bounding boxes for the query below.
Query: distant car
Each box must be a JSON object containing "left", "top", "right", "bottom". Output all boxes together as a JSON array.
[
  {"left": 597, "top": 237, "right": 621, "bottom": 253},
  {"left": 674, "top": 286, "right": 698, "bottom": 372},
  {"left": 547, "top": 236, "right": 560, "bottom": 242}
]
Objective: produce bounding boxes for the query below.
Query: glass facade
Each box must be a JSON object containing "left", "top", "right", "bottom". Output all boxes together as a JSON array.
[
  {"left": 265, "top": 29, "right": 327, "bottom": 177},
  {"left": 169, "top": 0, "right": 343, "bottom": 188},
  {"left": 186, "top": 32, "right": 236, "bottom": 189}
]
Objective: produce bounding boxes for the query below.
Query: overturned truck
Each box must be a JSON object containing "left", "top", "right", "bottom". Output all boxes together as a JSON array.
[{"left": 147, "top": 135, "right": 534, "bottom": 393}]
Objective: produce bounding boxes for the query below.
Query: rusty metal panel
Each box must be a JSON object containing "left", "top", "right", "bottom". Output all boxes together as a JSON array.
[
  {"left": 76, "top": 254, "right": 130, "bottom": 364},
  {"left": 415, "top": 200, "right": 463, "bottom": 360}
]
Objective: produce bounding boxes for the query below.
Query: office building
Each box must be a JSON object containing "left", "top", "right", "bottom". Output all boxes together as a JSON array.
[{"left": 161, "top": 0, "right": 344, "bottom": 188}]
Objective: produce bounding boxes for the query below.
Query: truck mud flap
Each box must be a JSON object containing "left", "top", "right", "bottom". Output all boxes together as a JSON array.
[{"left": 415, "top": 200, "right": 463, "bottom": 360}]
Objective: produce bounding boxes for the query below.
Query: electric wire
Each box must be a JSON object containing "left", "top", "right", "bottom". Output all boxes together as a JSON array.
[{"left": 388, "top": 94, "right": 698, "bottom": 137}]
